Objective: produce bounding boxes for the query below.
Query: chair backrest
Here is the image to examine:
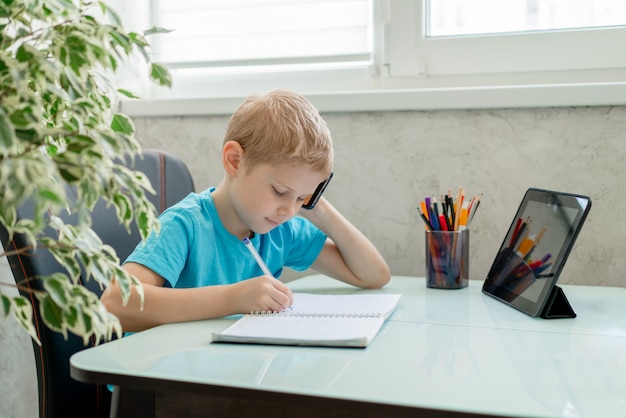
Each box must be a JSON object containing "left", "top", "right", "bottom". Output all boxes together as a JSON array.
[{"left": 0, "top": 150, "right": 195, "bottom": 418}]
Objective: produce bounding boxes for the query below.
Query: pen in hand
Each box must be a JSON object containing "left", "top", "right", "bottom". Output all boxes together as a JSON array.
[{"left": 242, "top": 237, "right": 274, "bottom": 277}]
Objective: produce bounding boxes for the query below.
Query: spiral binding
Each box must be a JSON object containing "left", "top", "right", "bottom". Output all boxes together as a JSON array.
[
  {"left": 248, "top": 311, "right": 383, "bottom": 318},
  {"left": 249, "top": 310, "right": 280, "bottom": 316}
]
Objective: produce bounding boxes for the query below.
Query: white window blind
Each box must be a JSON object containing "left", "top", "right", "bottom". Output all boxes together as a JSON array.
[{"left": 151, "top": 0, "right": 373, "bottom": 70}]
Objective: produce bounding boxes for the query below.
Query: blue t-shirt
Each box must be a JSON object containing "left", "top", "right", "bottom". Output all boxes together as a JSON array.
[{"left": 125, "top": 188, "right": 327, "bottom": 288}]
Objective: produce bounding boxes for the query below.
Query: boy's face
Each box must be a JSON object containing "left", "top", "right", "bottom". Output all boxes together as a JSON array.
[{"left": 232, "top": 163, "right": 328, "bottom": 235}]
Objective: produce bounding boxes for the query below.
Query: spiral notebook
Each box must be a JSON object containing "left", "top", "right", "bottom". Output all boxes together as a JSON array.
[{"left": 212, "top": 293, "right": 401, "bottom": 348}]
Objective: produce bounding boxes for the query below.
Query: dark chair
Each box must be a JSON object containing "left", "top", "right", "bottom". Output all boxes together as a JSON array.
[{"left": 0, "top": 150, "right": 195, "bottom": 418}]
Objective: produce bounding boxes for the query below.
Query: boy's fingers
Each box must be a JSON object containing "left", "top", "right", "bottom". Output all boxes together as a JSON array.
[{"left": 271, "top": 286, "right": 293, "bottom": 310}]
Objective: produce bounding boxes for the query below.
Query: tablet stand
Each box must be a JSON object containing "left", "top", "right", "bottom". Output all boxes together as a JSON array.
[{"left": 540, "top": 285, "right": 576, "bottom": 319}]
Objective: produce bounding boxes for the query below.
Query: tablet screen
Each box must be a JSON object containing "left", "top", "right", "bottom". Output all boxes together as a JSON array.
[{"left": 482, "top": 188, "right": 591, "bottom": 317}]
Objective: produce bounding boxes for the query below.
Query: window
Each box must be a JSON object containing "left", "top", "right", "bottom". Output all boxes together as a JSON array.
[
  {"left": 384, "top": 0, "right": 626, "bottom": 78},
  {"left": 120, "top": 0, "right": 626, "bottom": 116},
  {"left": 427, "top": 0, "right": 626, "bottom": 37}
]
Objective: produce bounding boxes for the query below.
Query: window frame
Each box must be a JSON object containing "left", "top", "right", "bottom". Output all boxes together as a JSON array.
[
  {"left": 120, "top": 0, "right": 626, "bottom": 117},
  {"left": 384, "top": 0, "right": 626, "bottom": 78}
]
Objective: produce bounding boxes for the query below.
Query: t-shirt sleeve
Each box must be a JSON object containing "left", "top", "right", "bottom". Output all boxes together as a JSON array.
[
  {"left": 283, "top": 217, "right": 327, "bottom": 271},
  {"left": 124, "top": 208, "right": 195, "bottom": 287}
]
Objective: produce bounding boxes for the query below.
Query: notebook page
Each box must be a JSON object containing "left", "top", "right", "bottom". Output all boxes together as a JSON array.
[
  {"left": 215, "top": 314, "right": 386, "bottom": 347},
  {"left": 287, "top": 293, "right": 401, "bottom": 318},
  {"left": 212, "top": 293, "right": 401, "bottom": 347}
]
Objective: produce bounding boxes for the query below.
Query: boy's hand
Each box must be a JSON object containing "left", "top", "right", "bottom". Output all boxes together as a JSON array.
[{"left": 233, "top": 276, "right": 294, "bottom": 313}]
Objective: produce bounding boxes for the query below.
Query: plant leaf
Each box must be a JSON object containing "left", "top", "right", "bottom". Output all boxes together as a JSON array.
[
  {"left": 43, "top": 273, "right": 70, "bottom": 307},
  {"left": 10, "top": 296, "right": 41, "bottom": 345},
  {"left": 38, "top": 294, "right": 67, "bottom": 339},
  {"left": 117, "top": 89, "right": 141, "bottom": 99},
  {"left": 0, "top": 108, "right": 15, "bottom": 149},
  {"left": 143, "top": 26, "right": 175, "bottom": 36},
  {"left": 1, "top": 294, "right": 11, "bottom": 316},
  {"left": 150, "top": 63, "right": 172, "bottom": 88},
  {"left": 111, "top": 113, "right": 135, "bottom": 135}
]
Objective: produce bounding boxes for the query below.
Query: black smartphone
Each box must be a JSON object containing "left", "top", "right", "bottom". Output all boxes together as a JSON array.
[{"left": 302, "top": 172, "right": 333, "bottom": 210}]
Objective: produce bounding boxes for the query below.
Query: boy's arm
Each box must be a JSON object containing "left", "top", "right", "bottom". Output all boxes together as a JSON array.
[
  {"left": 100, "top": 263, "right": 293, "bottom": 332},
  {"left": 301, "top": 198, "right": 391, "bottom": 289}
]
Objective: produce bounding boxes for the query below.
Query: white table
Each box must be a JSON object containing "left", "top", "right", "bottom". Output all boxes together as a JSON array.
[{"left": 71, "top": 275, "right": 626, "bottom": 418}]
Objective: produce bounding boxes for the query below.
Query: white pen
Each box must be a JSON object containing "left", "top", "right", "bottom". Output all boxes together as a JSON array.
[{"left": 242, "top": 237, "right": 273, "bottom": 277}]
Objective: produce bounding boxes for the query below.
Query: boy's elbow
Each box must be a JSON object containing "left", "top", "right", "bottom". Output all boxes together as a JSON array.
[
  {"left": 377, "top": 265, "right": 392, "bottom": 288},
  {"left": 100, "top": 283, "right": 135, "bottom": 330},
  {"left": 100, "top": 284, "right": 123, "bottom": 318},
  {"left": 362, "top": 262, "right": 391, "bottom": 289},
  {"left": 100, "top": 280, "right": 155, "bottom": 333}
]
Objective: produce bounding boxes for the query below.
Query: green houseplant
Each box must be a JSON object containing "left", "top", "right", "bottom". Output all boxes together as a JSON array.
[{"left": 0, "top": 0, "right": 171, "bottom": 344}]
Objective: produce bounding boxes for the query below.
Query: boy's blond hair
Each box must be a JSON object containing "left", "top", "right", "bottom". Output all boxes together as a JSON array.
[{"left": 225, "top": 89, "right": 333, "bottom": 175}]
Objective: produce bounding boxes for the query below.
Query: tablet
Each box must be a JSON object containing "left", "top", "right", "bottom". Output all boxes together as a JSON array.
[{"left": 482, "top": 188, "right": 592, "bottom": 318}]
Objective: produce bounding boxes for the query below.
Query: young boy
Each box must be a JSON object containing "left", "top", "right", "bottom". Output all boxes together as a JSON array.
[{"left": 101, "top": 89, "right": 390, "bottom": 332}]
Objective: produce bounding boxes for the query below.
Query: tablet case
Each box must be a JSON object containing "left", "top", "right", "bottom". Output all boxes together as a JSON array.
[{"left": 540, "top": 285, "right": 576, "bottom": 319}]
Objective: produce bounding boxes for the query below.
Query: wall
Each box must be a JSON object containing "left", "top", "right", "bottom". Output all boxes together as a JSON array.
[
  {"left": 131, "top": 105, "right": 626, "bottom": 287},
  {"left": 1, "top": 105, "right": 625, "bottom": 418},
  {"left": 0, "top": 255, "right": 38, "bottom": 418}
]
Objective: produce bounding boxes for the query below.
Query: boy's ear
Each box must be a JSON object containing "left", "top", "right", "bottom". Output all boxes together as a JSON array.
[{"left": 222, "top": 141, "right": 244, "bottom": 176}]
